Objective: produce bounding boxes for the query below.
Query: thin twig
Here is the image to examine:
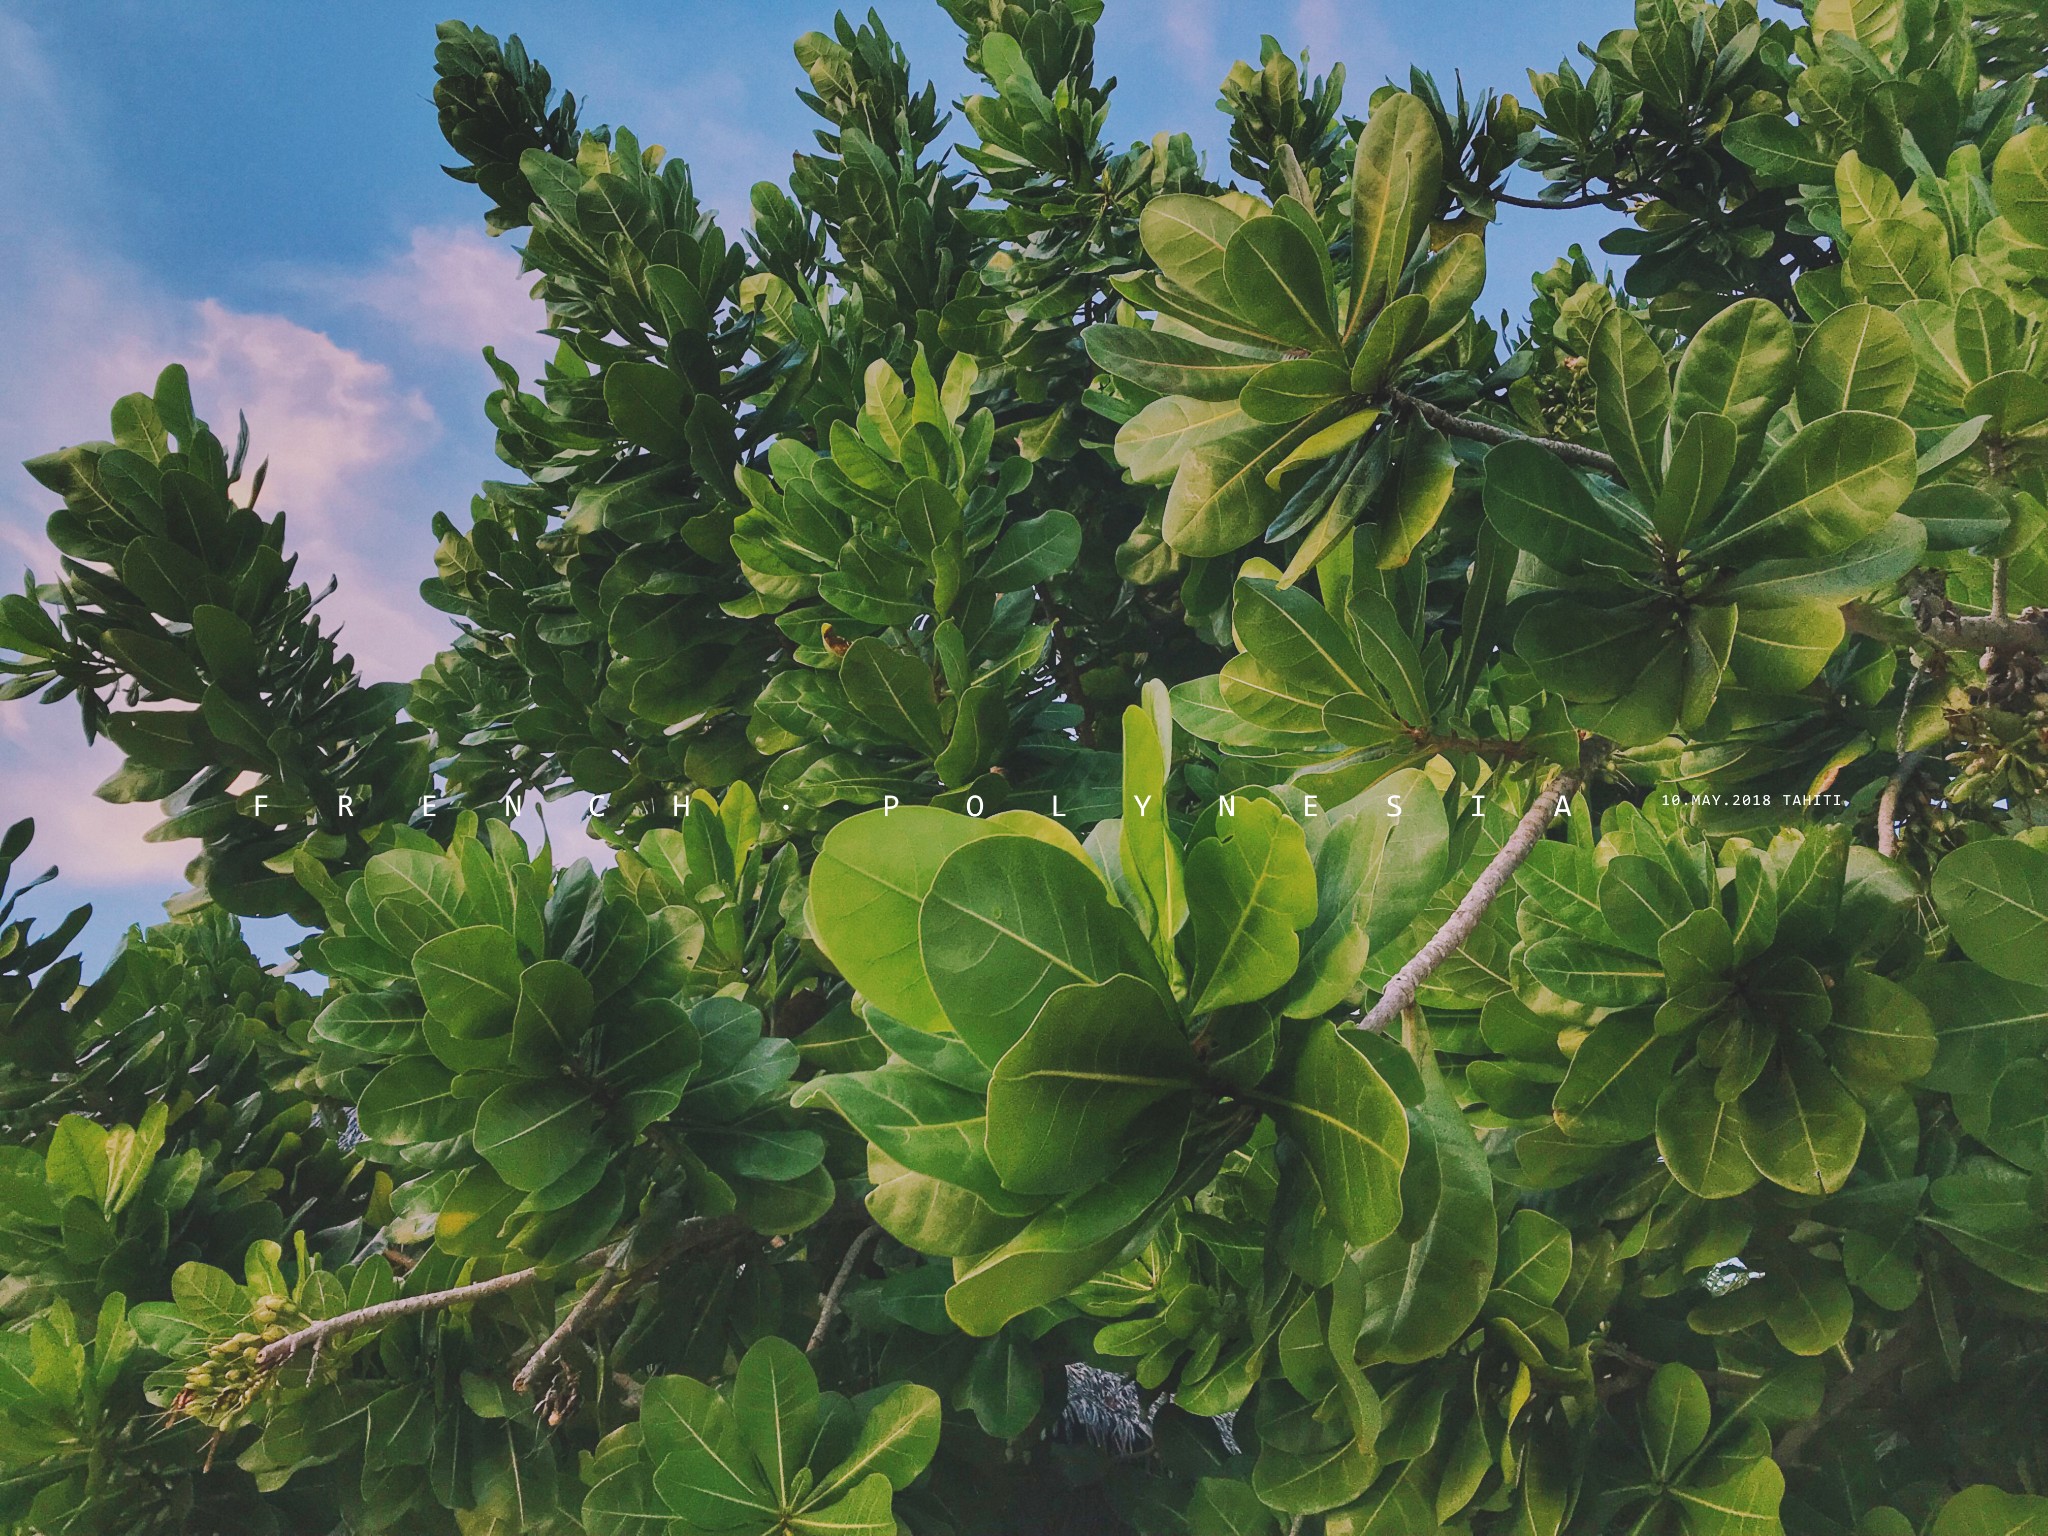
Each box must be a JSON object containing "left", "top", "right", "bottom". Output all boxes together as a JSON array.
[
  {"left": 1360, "top": 766, "right": 1583, "bottom": 1033},
  {"left": 259, "top": 1264, "right": 545, "bottom": 1370},
  {"left": 1877, "top": 662, "right": 1928, "bottom": 860},
  {"left": 1991, "top": 557, "right": 2010, "bottom": 623},
  {"left": 1389, "top": 388, "right": 1621, "bottom": 477},
  {"left": 807, "top": 1226, "right": 878, "bottom": 1355},
  {"left": 513, "top": 1238, "right": 632, "bottom": 1396}
]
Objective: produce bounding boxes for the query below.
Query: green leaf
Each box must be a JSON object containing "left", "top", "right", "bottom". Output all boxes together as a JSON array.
[
  {"left": 1590, "top": 307, "right": 1671, "bottom": 506},
  {"left": 893, "top": 476, "right": 959, "bottom": 559},
  {"left": 1140, "top": 195, "right": 1245, "bottom": 308},
  {"left": 962, "top": 1334, "right": 1043, "bottom": 1438},
  {"left": 1379, "top": 421, "right": 1456, "bottom": 568},
  {"left": 1848, "top": 219, "right": 1951, "bottom": 306},
  {"left": 1722, "top": 117, "right": 1837, "bottom": 184},
  {"left": 1493, "top": 1209, "right": 1572, "bottom": 1307},
  {"left": 645, "top": 1374, "right": 778, "bottom": 1529},
  {"left": 1187, "top": 1477, "right": 1281, "bottom": 1536},
  {"left": 1736, "top": 1037, "right": 1864, "bottom": 1195},
  {"left": 1729, "top": 600, "right": 1844, "bottom": 693},
  {"left": 945, "top": 1136, "right": 1180, "bottom": 1335},
  {"left": 791, "top": 1473, "right": 895, "bottom": 1536},
  {"left": 1352, "top": 1071, "right": 1496, "bottom": 1362},
  {"left": 1187, "top": 799, "right": 1318, "bottom": 1013},
  {"left": 921, "top": 834, "right": 1168, "bottom": 1066},
  {"left": 510, "top": 959, "right": 595, "bottom": 1072},
  {"left": 1482, "top": 441, "right": 1650, "bottom": 574},
  {"left": 1242, "top": 359, "right": 1352, "bottom": 423},
  {"left": 1225, "top": 216, "right": 1339, "bottom": 352},
  {"left": 1553, "top": 1010, "right": 1682, "bottom": 1143},
  {"left": 815, "top": 1383, "right": 941, "bottom": 1498},
  {"left": 1349, "top": 91, "right": 1442, "bottom": 325},
  {"left": 411, "top": 925, "right": 522, "bottom": 1040},
  {"left": 1598, "top": 855, "right": 1696, "bottom": 959},
  {"left": 1120, "top": 680, "right": 1186, "bottom": 981},
  {"left": 732, "top": 1336, "right": 818, "bottom": 1506},
  {"left": 604, "top": 362, "right": 693, "bottom": 459},
  {"left": 980, "top": 509, "right": 1081, "bottom": 591},
  {"left": 1701, "top": 411, "right": 1917, "bottom": 564},
  {"left": 1118, "top": 397, "right": 1251, "bottom": 486},
  {"left": 1901, "top": 483, "right": 2010, "bottom": 552},
  {"left": 474, "top": 1079, "right": 598, "bottom": 1192},
  {"left": 1526, "top": 939, "right": 1665, "bottom": 1010},
  {"left": 1829, "top": 969, "right": 1936, "bottom": 1084},
  {"left": 808, "top": 808, "right": 997, "bottom": 1033},
  {"left": 840, "top": 640, "right": 944, "bottom": 754},
  {"left": 1657, "top": 1064, "right": 1761, "bottom": 1198},
  {"left": 1642, "top": 1363, "right": 1710, "bottom": 1481},
  {"left": 1931, "top": 1485, "right": 2048, "bottom": 1536},
  {"left": 1653, "top": 411, "right": 1737, "bottom": 546},
  {"left": 1265, "top": 1022, "right": 1409, "bottom": 1247},
  {"left": 357, "top": 1058, "right": 468, "bottom": 1148},
  {"left": 1346, "top": 590, "right": 1432, "bottom": 726},
  {"left": 1164, "top": 422, "right": 1299, "bottom": 557},
  {"left": 986, "top": 975, "right": 1198, "bottom": 1195},
  {"left": 1796, "top": 304, "right": 1915, "bottom": 418},
  {"left": 1932, "top": 840, "right": 2048, "bottom": 985},
  {"left": 1083, "top": 324, "right": 1270, "bottom": 401},
  {"left": 1348, "top": 295, "right": 1429, "bottom": 398},
  {"left": 1670, "top": 298, "right": 1797, "bottom": 480},
  {"left": 1670, "top": 1457, "right": 1784, "bottom": 1536}
]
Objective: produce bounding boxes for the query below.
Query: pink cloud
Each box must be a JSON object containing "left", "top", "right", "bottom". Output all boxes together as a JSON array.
[{"left": 338, "top": 224, "right": 554, "bottom": 380}]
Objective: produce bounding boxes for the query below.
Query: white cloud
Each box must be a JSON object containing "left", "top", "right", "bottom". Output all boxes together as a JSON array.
[{"left": 326, "top": 224, "right": 555, "bottom": 380}]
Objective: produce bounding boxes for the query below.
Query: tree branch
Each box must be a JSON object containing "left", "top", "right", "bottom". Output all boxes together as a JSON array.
[
  {"left": 807, "top": 1225, "right": 878, "bottom": 1355},
  {"left": 1389, "top": 389, "right": 1620, "bottom": 477},
  {"left": 1359, "top": 766, "right": 1582, "bottom": 1033},
  {"left": 513, "top": 1237, "right": 632, "bottom": 1395},
  {"left": 259, "top": 1263, "right": 546, "bottom": 1370},
  {"left": 1934, "top": 607, "right": 2048, "bottom": 657}
]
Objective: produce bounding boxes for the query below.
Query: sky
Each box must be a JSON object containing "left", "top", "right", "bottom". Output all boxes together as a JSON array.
[{"left": 0, "top": 0, "right": 1627, "bottom": 975}]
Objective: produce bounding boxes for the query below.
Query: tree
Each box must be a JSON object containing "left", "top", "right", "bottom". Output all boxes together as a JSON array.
[{"left": 2, "top": 0, "right": 2046, "bottom": 1531}]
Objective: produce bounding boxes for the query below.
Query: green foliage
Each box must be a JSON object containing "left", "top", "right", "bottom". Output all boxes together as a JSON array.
[{"left": 2, "top": 2, "right": 2047, "bottom": 1534}]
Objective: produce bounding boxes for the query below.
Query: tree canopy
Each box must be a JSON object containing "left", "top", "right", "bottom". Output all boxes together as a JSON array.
[{"left": 2, "top": 1, "right": 2047, "bottom": 1533}]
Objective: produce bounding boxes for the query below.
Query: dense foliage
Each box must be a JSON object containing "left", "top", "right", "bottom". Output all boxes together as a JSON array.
[{"left": 2, "top": 1, "right": 2047, "bottom": 1532}]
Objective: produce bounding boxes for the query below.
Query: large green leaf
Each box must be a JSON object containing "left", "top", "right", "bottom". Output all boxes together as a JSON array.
[
  {"left": 732, "top": 1337, "right": 818, "bottom": 1507},
  {"left": 921, "top": 834, "right": 1167, "bottom": 1065},
  {"left": 1348, "top": 91, "right": 1441, "bottom": 324},
  {"left": 1186, "top": 799, "right": 1318, "bottom": 1013},
  {"left": 1164, "top": 422, "right": 1301, "bottom": 557},
  {"left": 1657, "top": 1064, "right": 1760, "bottom": 1198},
  {"left": 1552, "top": 1010, "right": 1681, "bottom": 1144},
  {"left": 1083, "top": 323, "right": 1270, "bottom": 400},
  {"left": 1932, "top": 1485, "right": 2048, "bottom": 1536},
  {"left": 986, "top": 976, "right": 1198, "bottom": 1195},
  {"left": 1140, "top": 194, "right": 1245, "bottom": 308},
  {"left": 1932, "top": 841, "right": 2048, "bottom": 986},
  {"left": 1590, "top": 307, "right": 1671, "bottom": 506},
  {"left": 474, "top": 1078, "right": 599, "bottom": 1192},
  {"left": 1736, "top": 1037, "right": 1864, "bottom": 1195},
  {"left": 1225, "top": 216, "right": 1340, "bottom": 352},
  {"left": 813, "top": 1383, "right": 942, "bottom": 1499},
  {"left": 1796, "top": 304, "right": 1915, "bottom": 418},
  {"left": 645, "top": 1374, "right": 778, "bottom": 1529},
  {"left": 840, "top": 640, "right": 944, "bottom": 754},
  {"left": 1670, "top": 298, "right": 1797, "bottom": 479},
  {"left": 1262, "top": 1023, "right": 1409, "bottom": 1247},
  {"left": 808, "top": 808, "right": 996, "bottom": 1033},
  {"left": 1482, "top": 441, "right": 1651, "bottom": 574},
  {"left": 1349, "top": 1072, "right": 1495, "bottom": 1363},
  {"left": 1701, "top": 411, "right": 1916, "bottom": 564},
  {"left": 411, "top": 925, "right": 522, "bottom": 1038},
  {"left": 793, "top": 1064, "right": 1024, "bottom": 1214}
]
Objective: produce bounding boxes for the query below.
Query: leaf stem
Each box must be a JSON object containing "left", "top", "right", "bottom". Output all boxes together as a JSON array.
[
  {"left": 1388, "top": 388, "right": 1620, "bottom": 477},
  {"left": 1359, "top": 763, "right": 1583, "bottom": 1033}
]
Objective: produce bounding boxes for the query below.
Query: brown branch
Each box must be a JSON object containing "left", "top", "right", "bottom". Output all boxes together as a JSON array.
[
  {"left": 513, "top": 1237, "right": 633, "bottom": 1396},
  {"left": 1389, "top": 389, "right": 1620, "bottom": 477},
  {"left": 1360, "top": 765, "right": 1583, "bottom": 1033},
  {"left": 259, "top": 1263, "right": 546, "bottom": 1370},
  {"left": 807, "top": 1225, "right": 878, "bottom": 1355},
  {"left": 1774, "top": 1317, "right": 1929, "bottom": 1465},
  {"left": 1930, "top": 607, "right": 2048, "bottom": 657},
  {"left": 1482, "top": 184, "right": 1617, "bottom": 212}
]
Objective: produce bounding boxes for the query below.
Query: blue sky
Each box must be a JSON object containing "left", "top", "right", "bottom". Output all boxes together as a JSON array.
[{"left": 0, "top": 0, "right": 1626, "bottom": 973}]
